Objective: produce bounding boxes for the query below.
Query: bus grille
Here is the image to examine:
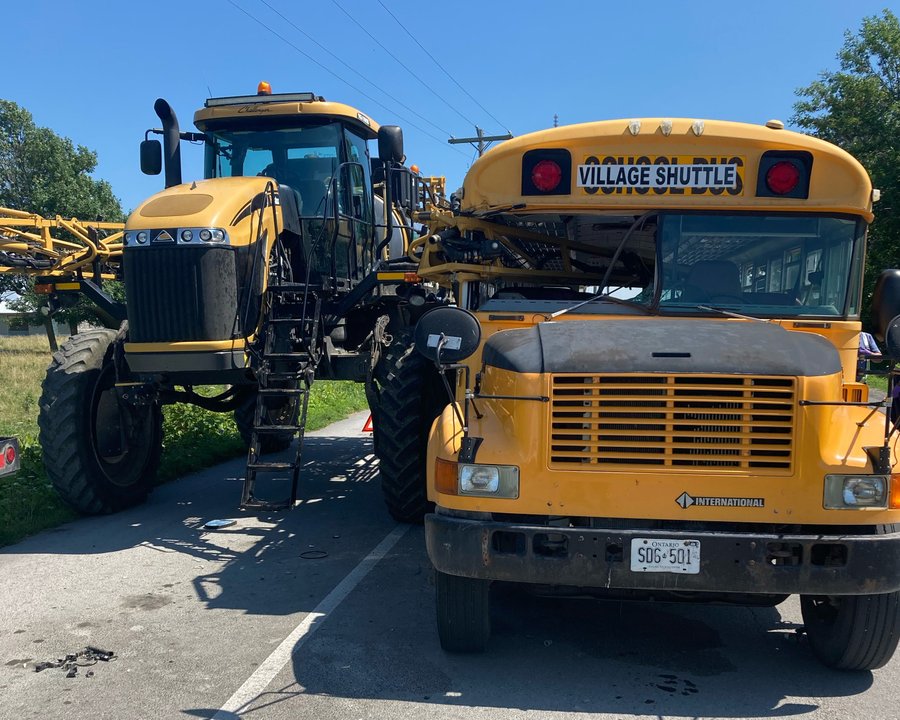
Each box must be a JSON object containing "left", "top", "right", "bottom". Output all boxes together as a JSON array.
[{"left": 549, "top": 375, "right": 795, "bottom": 472}]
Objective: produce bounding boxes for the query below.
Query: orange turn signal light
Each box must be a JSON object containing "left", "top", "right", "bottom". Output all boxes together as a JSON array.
[
  {"left": 435, "top": 458, "right": 458, "bottom": 495},
  {"left": 890, "top": 474, "right": 900, "bottom": 509},
  {"left": 257, "top": 81, "right": 272, "bottom": 95}
]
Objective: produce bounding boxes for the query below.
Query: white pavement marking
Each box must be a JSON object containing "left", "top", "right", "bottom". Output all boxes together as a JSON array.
[{"left": 213, "top": 524, "right": 410, "bottom": 719}]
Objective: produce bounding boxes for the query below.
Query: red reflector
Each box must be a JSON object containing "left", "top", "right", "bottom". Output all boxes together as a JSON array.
[
  {"left": 34, "top": 283, "right": 53, "bottom": 295},
  {"left": 531, "top": 160, "right": 563, "bottom": 192},
  {"left": 403, "top": 272, "right": 421, "bottom": 283},
  {"left": 4, "top": 446, "right": 13, "bottom": 465},
  {"left": 766, "top": 161, "right": 801, "bottom": 195}
]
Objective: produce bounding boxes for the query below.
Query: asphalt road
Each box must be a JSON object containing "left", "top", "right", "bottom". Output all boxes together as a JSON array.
[{"left": 1, "top": 410, "right": 898, "bottom": 720}]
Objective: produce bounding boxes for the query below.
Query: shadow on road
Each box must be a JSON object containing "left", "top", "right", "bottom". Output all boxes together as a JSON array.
[
  {"left": 3, "top": 436, "right": 388, "bottom": 619},
  {"left": 272, "top": 530, "right": 874, "bottom": 719}
]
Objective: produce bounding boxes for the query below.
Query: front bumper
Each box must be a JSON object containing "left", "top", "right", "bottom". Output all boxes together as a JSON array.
[{"left": 425, "top": 514, "right": 900, "bottom": 595}]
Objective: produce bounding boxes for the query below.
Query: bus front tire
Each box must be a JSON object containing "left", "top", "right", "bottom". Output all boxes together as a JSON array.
[
  {"left": 435, "top": 570, "right": 491, "bottom": 653},
  {"left": 800, "top": 591, "right": 900, "bottom": 670}
]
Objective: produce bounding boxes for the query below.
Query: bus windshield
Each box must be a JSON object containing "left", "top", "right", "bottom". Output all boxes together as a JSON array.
[
  {"left": 203, "top": 123, "right": 342, "bottom": 217},
  {"left": 658, "top": 214, "right": 865, "bottom": 318}
]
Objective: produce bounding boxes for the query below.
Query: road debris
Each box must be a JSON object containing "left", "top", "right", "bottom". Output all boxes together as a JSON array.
[
  {"left": 202, "top": 519, "right": 236, "bottom": 530},
  {"left": 300, "top": 550, "right": 328, "bottom": 559},
  {"left": 33, "top": 646, "right": 116, "bottom": 675}
]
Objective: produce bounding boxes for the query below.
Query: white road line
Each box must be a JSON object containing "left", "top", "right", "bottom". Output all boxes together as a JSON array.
[{"left": 213, "top": 524, "right": 410, "bottom": 718}]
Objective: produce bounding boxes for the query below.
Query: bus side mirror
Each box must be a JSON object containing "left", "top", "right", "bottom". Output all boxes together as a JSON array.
[
  {"left": 414, "top": 306, "right": 481, "bottom": 365},
  {"left": 140, "top": 139, "right": 162, "bottom": 175},
  {"left": 378, "top": 126, "right": 404, "bottom": 164},
  {"left": 872, "top": 269, "right": 900, "bottom": 344}
]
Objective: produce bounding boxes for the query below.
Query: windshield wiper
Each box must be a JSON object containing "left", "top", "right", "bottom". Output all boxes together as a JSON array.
[
  {"left": 550, "top": 211, "right": 657, "bottom": 319},
  {"left": 548, "top": 293, "right": 652, "bottom": 317},
  {"left": 694, "top": 304, "right": 769, "bottom": 322}
]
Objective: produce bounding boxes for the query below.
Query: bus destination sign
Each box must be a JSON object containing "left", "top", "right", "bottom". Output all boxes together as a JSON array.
[{"left": 577, "top": 155, "right": 745, "bottom": 196}]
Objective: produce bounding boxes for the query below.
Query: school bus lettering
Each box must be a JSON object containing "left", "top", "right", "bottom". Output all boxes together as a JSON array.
[{"left": 576, "top": 155, "right": 744, "bottom": 196}]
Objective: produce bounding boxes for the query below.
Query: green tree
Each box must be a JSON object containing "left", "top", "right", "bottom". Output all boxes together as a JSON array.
[
  {"left": 0, "top": 100, "right": 124, "bottom": 326},
  {"left": 793, "top": 9, "right": 900, "bottom": 328}
]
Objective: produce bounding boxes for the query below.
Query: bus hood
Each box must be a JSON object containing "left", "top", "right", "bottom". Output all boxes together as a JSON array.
[{"left": 481, "top": 319, "right": 841, "bottom": 377}]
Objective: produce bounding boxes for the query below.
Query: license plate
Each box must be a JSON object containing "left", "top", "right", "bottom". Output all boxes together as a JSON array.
[{"left": 630, "top": 538, "right": 701, "bottom": 574}]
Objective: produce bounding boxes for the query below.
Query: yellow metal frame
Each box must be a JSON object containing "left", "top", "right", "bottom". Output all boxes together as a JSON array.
[{"left": 0, "top": 207, "right": 123, "bottom": 278}]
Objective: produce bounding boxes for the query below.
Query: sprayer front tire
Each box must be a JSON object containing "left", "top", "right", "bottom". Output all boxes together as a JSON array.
[
  {"left": 372, "top": 340, "right": 445, "bottom": 523},
  {"left": 38, "top": 329, "right": 163, "bottom": 514}
]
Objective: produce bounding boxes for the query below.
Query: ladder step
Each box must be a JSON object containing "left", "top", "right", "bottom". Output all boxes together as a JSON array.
[
  {"left": 263, "top": 352, "right": 311, "bottom": 359},
  {"left": 259, "top": 372, "right": 309, "bottom": 382},
  {"left": 255, "top": 425, "right": 300, "bottom": 432},
  {"left": 247, "top": 462, "right": 296, "bottom": 470},
  {"left": 241, "top": 497, "right": 294, "bottom": 511},
  {"left": 258, "top": 387, "right": 306, "bottom": 396},
  {"left": 267, "top": 283, "right": 315, "bottom": 293}
]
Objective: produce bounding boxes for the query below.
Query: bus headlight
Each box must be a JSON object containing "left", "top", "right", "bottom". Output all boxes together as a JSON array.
[
  {"left": 824, "top": 474, "right": 888, "bottom": 509},
  {"left": 458, "top": 464, "right": 519, "bottom": 498}
]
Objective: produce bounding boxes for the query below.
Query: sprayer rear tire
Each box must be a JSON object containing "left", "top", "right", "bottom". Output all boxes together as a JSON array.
[
  {"left": 372, "top": 340, "right": 444, "bottom": 523},
  {"left": 38, "top": 329, "right": 163, "bottom": 514}
]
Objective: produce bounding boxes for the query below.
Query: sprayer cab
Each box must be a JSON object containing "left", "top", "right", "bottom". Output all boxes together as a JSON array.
[{"left": 127, "top": 86, "right": 420, "bottom": 382}]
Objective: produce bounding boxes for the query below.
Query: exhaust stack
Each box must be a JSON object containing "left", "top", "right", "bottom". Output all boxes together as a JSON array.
[{"left": 154, "top": 98, "right": 182, "bottom": 188}]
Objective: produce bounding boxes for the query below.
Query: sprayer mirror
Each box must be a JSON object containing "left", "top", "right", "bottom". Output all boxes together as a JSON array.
[
  {"left": 378, "top": 125, "right": 404, "bottom": 163},
  {"left": 140, "top": 139, "right": 162, "bottom": 175},
  {"left": 414, "top": 306, "right": 482, "bottom": 364},
  {"left": 884, "top": 315, "right": 900, "bottom": 362},
  {"left": 872, "top": 269, "right": 900, "bottom": 342}
]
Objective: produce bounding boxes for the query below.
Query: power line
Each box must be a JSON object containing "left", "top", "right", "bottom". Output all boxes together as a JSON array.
[
  {"left": 330, "top": 0, "right": 478, "bottom": 129},
  {"left": 257, "top": 0, "right": 455, "bottom": 139},
  {"left": 376, "top": 0, "right": 511, "bottom": 135},
  {"left": 226, "top": 0, "right": 471, "bottom": 160}
]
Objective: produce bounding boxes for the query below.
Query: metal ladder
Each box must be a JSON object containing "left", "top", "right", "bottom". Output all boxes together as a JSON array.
[{"left": 240, "top": 284, "right": 321, "bottom": 511}]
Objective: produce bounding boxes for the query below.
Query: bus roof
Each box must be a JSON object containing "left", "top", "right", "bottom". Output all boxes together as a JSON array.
[
  {"left": 193, "top": 93, "right": 379, "bottom": 139},
  {"left": 461, "top": 118, "right": 874, "bottom": 220}
]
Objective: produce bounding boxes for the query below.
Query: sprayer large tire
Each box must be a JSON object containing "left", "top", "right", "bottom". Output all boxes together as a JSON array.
[
  {"left": 38, "top": 329, "right": 163, "bottom": 514},
  {"left": 373, "top": 340, "right": 445, "bottom": 523}
]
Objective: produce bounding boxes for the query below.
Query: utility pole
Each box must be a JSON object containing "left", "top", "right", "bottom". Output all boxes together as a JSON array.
[{"left": 448, "top": 126, "right": 513, "bottom": 157}]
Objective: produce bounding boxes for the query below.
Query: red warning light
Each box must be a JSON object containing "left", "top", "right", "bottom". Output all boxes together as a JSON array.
[
  {"left": 531, "top": 160, "right": 563, "bottom": 192},
  {"left": 766, "top": 161, "right": 801, "bottom": 195}
]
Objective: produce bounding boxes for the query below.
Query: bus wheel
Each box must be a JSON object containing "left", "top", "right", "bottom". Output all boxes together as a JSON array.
[
  {"left": 435, "top": 570, "right": 491, "bottom": 653},
  {"left": 372, "top": 339, "right": 444, "bottom": 523},
  {"left": 800, "top": 591, "right": 900, "bottom": 670},
  {"left": 38, "top": 329, "right": 163, "bottom": 514}
]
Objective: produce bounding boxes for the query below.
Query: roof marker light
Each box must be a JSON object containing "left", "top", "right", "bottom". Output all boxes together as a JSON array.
[
  {"left": 765, "top": 119, "right": 785, "bottom": 130},
  {"left": 628, "top": 120, "right": 641, "bottom": 136},
  {"left": 660, "top": 120, "right": 673, "bottom": 136},
  {"left": 691, "top": 120, "right": 705, "bottom": 136}
]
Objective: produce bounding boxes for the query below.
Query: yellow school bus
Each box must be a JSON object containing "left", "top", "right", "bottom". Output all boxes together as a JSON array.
[{"left": 409, "top": 117, "right": 900, "bottom": 669}]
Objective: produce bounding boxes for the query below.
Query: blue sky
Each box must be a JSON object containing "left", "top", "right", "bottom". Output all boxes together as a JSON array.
[{"left": 3, "top": 1, "right": 895, "bottom": 212}]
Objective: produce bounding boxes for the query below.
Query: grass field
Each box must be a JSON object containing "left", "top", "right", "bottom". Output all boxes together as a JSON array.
[{"left": 0, "top": 334, "right": 368, "bottom": 547}]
